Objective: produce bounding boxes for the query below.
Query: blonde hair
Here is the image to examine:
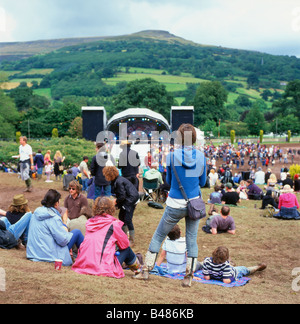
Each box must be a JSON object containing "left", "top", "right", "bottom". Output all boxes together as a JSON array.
[
  {"left": 269, "top": 173, "right": 277, "bottom": 182},
  {"left": 54, "top": 151, "right": 62, "bottom": 160}
]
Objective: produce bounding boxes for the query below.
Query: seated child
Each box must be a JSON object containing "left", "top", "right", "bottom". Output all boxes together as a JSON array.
[
  {"left": 156, "top": 225, "right": 202, "bottom": 274},
  {"left": 202, "top": 246, "right": 267, "bottom": 284}
]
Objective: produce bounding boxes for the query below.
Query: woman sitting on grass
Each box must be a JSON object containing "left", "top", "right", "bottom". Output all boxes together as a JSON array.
[
  {"left": 26, "top": 189, "right": 84, "bottom": 266},
  {"left": 273, "top": 185, "right": 300, "bottom": 220},
  {"left": 72, "top": 196, "right": 142, "bottom": 279}
]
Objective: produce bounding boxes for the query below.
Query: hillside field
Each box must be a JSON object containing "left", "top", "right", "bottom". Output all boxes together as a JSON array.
[
  {"left": 0, "top": 66, "right": 280, "bottom": 109},
  {"left": 0, "top": 157, "right": 299, "bottom": 304}
]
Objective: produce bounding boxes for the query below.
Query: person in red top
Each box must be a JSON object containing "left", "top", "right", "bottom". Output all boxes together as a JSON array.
[
  {"left": 274, "top": 184, "right": 300, "bottom": 220},
  {"left": 278, "top": 185, "right": 300, "bottom": 209}
]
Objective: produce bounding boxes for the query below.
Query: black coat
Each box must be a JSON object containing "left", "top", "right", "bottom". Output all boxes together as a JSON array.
[
  {"left": 118, "top": 148, "right": 140, "bottom": 178},
  {"left": 112, "top": 176, "right": 139, "bottom": 210},
  {"left": 0, "top": 220, "right": 18, "bottom": 249},
  {"left": 90, "top": 153, "right": 115, "bottom": 187}
]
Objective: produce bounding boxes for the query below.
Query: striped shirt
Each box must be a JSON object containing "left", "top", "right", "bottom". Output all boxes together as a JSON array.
[{"left": 202, "top": 257, "right": 237, "bottom": 282}]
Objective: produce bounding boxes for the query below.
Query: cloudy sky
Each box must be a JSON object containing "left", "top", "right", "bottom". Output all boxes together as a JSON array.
[{"left": 1, "top": 0, "right": 300, "bottom": 57}]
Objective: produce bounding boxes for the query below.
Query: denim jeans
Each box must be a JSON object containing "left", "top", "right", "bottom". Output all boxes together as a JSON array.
[
  {"left": 0, "top": 212, "right": 32, "bottom": 243},
  {"left": 117, "top": 247, "right": 136, "bottom": 266},
  {"left": 37, "top": 167, "right": 43, "bottom": 175},
  {"left": 235, "top": 266, "right": 250, "bottom": 279},
  {"left": 148, "top": 206, "right": 200, "bottom": 258},
  {"left": 81, "top": 178, "right": 89, "bottom": 192},
  {"left": 67, "top": 229, "right": 84, "bottom": 250},
  {"left": 94, "top": 185, "right": 112, "bottom": 199}
]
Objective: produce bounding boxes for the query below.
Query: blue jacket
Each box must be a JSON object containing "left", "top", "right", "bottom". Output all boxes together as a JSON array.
[
  {"left": 26, "top": 207, "right": 73, "bottom": 266},
  {"left": 34, "top": 153, "right": 44, "bottom": 169},
  {"left": 166, "top": 147, "right": 206, "bottom": 200}
]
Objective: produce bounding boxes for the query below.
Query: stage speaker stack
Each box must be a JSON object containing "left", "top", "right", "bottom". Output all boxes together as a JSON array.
[
  {"left": 170, "top": 106, "right": 194, "bottom": 132},
  {"left": 82, "top": 107, "right": 107, "bottom": 141}
]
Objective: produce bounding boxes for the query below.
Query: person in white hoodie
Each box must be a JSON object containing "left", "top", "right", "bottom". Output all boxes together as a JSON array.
[{"left": 254, "top": 167, "right": 265, "bottom": 185}]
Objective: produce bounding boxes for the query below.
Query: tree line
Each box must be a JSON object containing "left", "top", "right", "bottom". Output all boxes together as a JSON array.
[{"left": 0, "top": 78, "right": 299, "bottom": 139}]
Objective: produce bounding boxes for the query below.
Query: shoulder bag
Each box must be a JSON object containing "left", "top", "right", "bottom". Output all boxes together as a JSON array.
[{"left": 171, "top": 154, "right": 206, "bottom": 221}]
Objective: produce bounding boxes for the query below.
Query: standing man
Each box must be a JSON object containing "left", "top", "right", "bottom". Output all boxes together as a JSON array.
[
  {"left": 118, "top": 140, "right": 141, "bottom": 191},
  {"left": 79, "top": 156, "right": 90, "bottom": 193},
  {"left": 14, "top": 136, "right": 34, "bottom": 192}
]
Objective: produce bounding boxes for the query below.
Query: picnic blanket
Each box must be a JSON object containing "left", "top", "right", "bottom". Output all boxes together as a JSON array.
[{"left": 150, "top": 264, "right": 250, "bottom": 287}]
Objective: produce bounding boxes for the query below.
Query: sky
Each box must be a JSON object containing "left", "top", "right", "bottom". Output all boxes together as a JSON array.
[{"left": 1, "top": 0, "right": 300, "bottom": 57}]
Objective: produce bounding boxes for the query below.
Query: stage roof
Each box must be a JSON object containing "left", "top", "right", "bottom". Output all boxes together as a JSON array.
[{"left": 107, "top": 108, "right": 170, "bottom": 131}]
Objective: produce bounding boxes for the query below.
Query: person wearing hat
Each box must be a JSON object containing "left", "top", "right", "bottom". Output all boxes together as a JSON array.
[
  {"left": 118, "top": 140, "right": 141, "bottom": 191},
  {"left": 273, "top": 185, "right": 300, "bottom": 220},
  {"left": 221, "top": 183, "right": 241, "bottom": 206},
  {"left": 278, "top": 185, "right": 299, "bottom": 209},
  {"left": 0, "top": 195, "right": 32, "bottom": 249},
  {"left": 0, "top": 194, "right": 31, "bottom": 225}
]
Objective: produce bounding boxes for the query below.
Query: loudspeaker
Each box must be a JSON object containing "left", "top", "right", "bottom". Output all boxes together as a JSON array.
[
  {"left": 82, "top": 107, "right": 107, "bottom": 141},
  {"left": 171, "top": 106, "right": 194, "bottom": 132}
]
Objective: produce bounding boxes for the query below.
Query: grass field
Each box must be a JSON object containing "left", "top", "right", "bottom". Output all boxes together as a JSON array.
[
  {"left": 1, "top": 66, "right": 278, "bottom": 112},
  {"left": 104, "top": 71, "right": 203, "bottom": 92},
  {"left": 0, "top": 171, "right": 299, "bottom": 304}
]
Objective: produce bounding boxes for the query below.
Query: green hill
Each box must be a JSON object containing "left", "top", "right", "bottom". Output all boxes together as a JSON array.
[{"left": 0, "top": 30, "right": 300, "bottom": 138}]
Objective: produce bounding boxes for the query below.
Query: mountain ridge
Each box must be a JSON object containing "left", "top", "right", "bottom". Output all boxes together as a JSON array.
[{"left": 0, "top": 30, "right": 263, "bottom": 62}]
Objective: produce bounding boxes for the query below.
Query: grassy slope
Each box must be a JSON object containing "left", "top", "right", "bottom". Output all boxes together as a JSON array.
[{"left": 0, "top": 172, "right": 299, "bottom": 304}]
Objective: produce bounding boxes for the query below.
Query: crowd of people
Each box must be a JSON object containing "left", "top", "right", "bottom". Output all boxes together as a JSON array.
[{"left": 1, "top": 130, "right": 300, "bottom": 288}]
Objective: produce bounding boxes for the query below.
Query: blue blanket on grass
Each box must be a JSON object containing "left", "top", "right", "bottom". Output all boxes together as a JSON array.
[{"left": 150, "top": 264, "right": 251, "bottom": 288}]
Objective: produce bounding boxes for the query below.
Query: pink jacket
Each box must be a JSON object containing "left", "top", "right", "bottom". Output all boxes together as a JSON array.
[
  {"left": 278, "top": 193, "right": 300, "bottom": 209},
  {"left": 72, "top": 214, "right": 129, "bottom": 279}
]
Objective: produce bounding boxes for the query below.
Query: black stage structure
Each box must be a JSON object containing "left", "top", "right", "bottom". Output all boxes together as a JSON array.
[{"left": 82, "top": 106, "right": 195, "bottom": 143}]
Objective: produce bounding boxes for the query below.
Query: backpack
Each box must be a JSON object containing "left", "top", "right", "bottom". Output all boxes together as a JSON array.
[{"left": 224, "top": 170, "right": 231, "bottom": 183}]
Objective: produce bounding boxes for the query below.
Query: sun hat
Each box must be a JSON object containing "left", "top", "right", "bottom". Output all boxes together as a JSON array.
[
  {"left": 11, "top": 194, "right": 28, "bottom": 206},
  {"left": 280, "top": 185, "right": 294, "bottom": 193}
]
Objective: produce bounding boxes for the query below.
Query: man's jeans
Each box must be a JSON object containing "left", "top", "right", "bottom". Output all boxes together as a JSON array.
[
  {"left": 81, "top": 178, "right": 89, "bottom": 192},
  {"left": 148, "top": 206, "right": 200, "bottom": 258},
  {"left": 94, "top": 185, "right": 112, "bottom": 199}
]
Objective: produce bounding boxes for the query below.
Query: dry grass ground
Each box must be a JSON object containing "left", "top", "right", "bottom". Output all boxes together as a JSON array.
[{"left": 0, "top": 172, "right": 299, "bottom": 304}]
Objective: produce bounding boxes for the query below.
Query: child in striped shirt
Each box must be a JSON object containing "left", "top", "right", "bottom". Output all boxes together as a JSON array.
[{"left": 202, "top": 246, "right": 267, "bottom": 284}]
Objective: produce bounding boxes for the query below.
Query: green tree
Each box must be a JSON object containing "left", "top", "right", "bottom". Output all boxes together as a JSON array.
[
  {"left": 247, "top": 73, "right": 260, "bottom": 88},
  {"left": 111, "top": 78, "right": 176, "bottom": 120},
  {"left": 67, "top": 117, "right": 83, "bottom": 138},
  {"left": 0, "top": 90, "right": 20, "bottom": 138},
  {"left": 9, "top": 85, "right": 33, "bottom": 111},
  {"left": 244, "top": 100, "right": 266, "bottom": 135},
  {"left": 52, "top": 128, "right": 59, "bottom": 138},
  {"left": 192, "top": 81, "right": 228, "bottom": 126}
]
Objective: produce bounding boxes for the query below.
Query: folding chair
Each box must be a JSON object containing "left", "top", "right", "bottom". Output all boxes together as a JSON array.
[{"left": 142, "top": 178, "right": 159, "bottom": 202}]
